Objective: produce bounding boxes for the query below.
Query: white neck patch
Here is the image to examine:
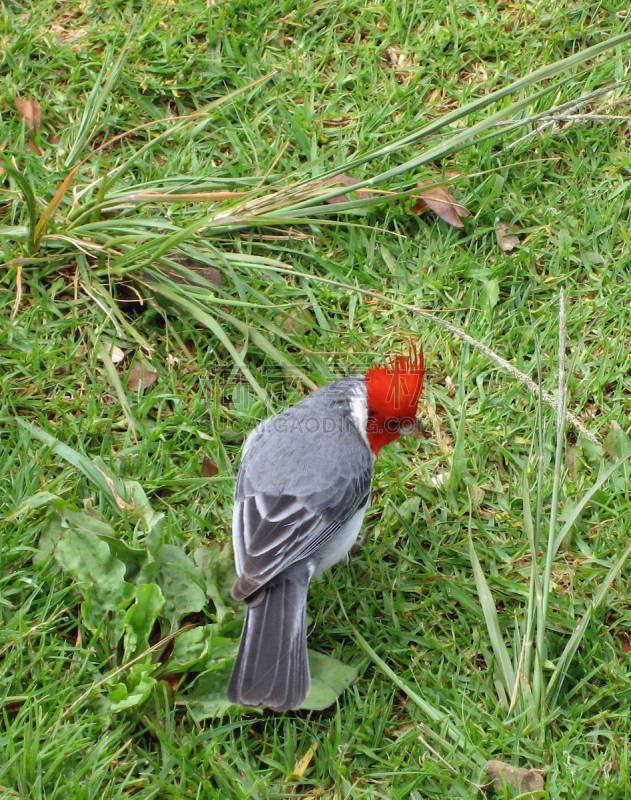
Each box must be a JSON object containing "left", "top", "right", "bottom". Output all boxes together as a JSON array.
[{"left": 348, "top": 380, "right": 372, "bottom": 452}]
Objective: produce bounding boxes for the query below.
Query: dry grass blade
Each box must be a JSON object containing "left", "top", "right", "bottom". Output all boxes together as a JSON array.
[{"left": 118, "top": 191, "right": 250, "bottom": 204}]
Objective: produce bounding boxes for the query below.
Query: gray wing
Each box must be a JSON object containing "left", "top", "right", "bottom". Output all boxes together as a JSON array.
[
  {"left": 231, "top": 377, "right": 374, "bottom": 601},
  {"left": 231, "top": 466, "right": 371, "bottom": 600}
]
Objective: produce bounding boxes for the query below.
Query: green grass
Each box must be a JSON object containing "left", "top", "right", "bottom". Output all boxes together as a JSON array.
[{"left": 3, "top": 0, "right": 631, "bottom": 797}]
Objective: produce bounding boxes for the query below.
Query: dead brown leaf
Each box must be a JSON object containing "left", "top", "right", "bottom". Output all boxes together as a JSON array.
[
  {"left": 496, "top": 220, "right": 521, "bottom": 252},
  {"left": 202, "top": 457, "right": 219, "bottom": 477},
  {"left": 14, "top": 97, "right": 41, "bottom": 131},
  {"left": 159, "top": 673, "right": 182, "bottom": 692},
  {"left": 383, "top": 47, "right": 418, "bottom": 85},
  {"left": 274, "top": 302, "right": 313, "bottom": 334},
  {"left": 565, "top": 445, "right": 579, "bottom": 476},
  {"left": 320, "top": 175, "right": 372, "bottom": 204},
  {"left": 485, "top": 759, "right": 544, "bottom": 794},
  {"left": 618, "top": 632, "right": 631, "bottom": 654},
  {"left": 163, "top": 258, "right": 222, "bottom": 287},
  {"left": 49, "top": 22, "right": 88, "bottom": 42},
  {"left": 411, "top": 183, "right": 471, "bottom": 228},
  {"left": 14, "top": 97, "right": 42, "bottom": 155},
  {"left": 98, "top": 342, "right": 125, "bottom": 364},
  {"left": 1, "top": 698, "right": 26, "bottom": 718},
  {"left": 128, "top": 366, "right": 158, "bottom": 391},
  {"left": 289, "top": 741, "right": 318, "bottom": 780}
]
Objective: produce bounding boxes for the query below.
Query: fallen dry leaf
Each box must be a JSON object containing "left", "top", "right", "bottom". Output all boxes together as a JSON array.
[
  {"left": 49, "top": 22, "right": 88, "bottom": 42},
  {"left": 128, "top": 366, "right": 158, "bottom": 391},
  {"left": 14, "top": 97, "right": 41, "bottom": 131},
  {"left": 618, "top": 632, "right": 631, "bottom": 654},
  {"left": 162, "top": 258, "right": 222, "bottom": 287},
  {"left": 290, "top": 741, "right": 318, "bottom": 780},
  {"left": 565, "top": 445, "right": 579, "bottom": 476},
  {"left": 496, "top": 220, "right": 521, "bottom": 252},
  {"left": 159, "top": 673, "right": 182, "bottom": 692},
  {"left": 274, "top": 303, "right": 313, "bottom": 334},
  {"left": 411, "top": 183, "right": 471, "bottom": 228},
  {"left": 485, "top": 759, "right": 544, "bottom": 794},
  {"left": 202, "top": 457, "right": 219, "bottom": 478},
  {"left": 1, "top": 698, "right": 26, "bottom": 718},
  {"left": 14, "top": 97, "right": 42, "bottom": 155},
  {"left": 320, "top": 175, "right": 372, "bottom": 204},
  {"left": 98, "top": 342, "right": 125, "bottom": 364}
]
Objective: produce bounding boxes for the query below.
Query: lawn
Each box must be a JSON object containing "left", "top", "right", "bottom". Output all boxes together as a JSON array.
[{"left": 2, "top": 1, "right": 631, "bottom": 798}]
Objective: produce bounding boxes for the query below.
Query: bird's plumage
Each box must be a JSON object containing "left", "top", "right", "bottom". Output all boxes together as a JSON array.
[
  {"left": 228, "top": 358, "right": 424, "bottom": 711},
  {"left": 228, "top": 562, "right": 313, "bottom": 711},
  {"left": 231, "top": 377, "right": 374, "bottom": 601}
]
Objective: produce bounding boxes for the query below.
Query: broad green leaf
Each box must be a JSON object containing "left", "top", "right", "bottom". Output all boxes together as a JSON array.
[
  {"left": 138, "top": 544, "right": 206, "bottom": 630},
  {"left": 123, "top": 583, "right": 165, "bottom": 661},
  {"left": 55, "top": 529, "right": 134, "bottom": 642},
  {"left": 127, "top": 482, "right": 164, "bottom": 534},
  {"left": 64, "top": 508, "right": 119, "bottom": 538},
  {"left": 296, "top": 650, "right": 358, "bottom": 711},
  {"left": 108, "top": 662, "right": 158, "bottom": 712},
  {"left": 33, "top": 510, "right": 66, "bottom": 565},
  {"left": 193, "top": 543, "right": 239, "bottom": 623},
  {"left": 182, "top": 661, "right": 235, "bottom": 721},
  {"left": 170, "top": 625, "right": 211, "bottom": 669},
  {"left": 62, "top": 507, "right": 146, "bottom": 580},
  {"left": 169, "top": 624, "right": 239, "bottom": 671},
  {"left": 7, "top": 491, "right": 62, "bottom": 520},
  {"left": 91, "top": 457, "right": 165, "bottom": 535},
  {"left": 145, "top": 517, "right": 165, "bottom": 561}
]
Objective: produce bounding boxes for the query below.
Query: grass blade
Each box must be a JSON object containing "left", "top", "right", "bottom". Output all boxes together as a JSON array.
[
  {"left": 14, "top": 419, "right": 121, "bottom": 512},
  {"left": 551, "top": 453, "right": 631, "bottom": 556},
  {"left": 151, "top": 283, "right": 270, "bottom": 408},
  {"left": 64, "top": 40, "right": 131, "bottom": 167},
  {"left": 350, "top": 627, "right": 481, "bottom": 762},
  {"left": 546, "top": 540, "right": 631, "bottom": 705},
  {"left": 468, "top": 534, "right": 515, "bottom": 700},
  {"left": 298, "top": 29, "right": 631, "bottom": 188},
  {"left": 1, "top": 159, "right": 38, "bottom": 251}
]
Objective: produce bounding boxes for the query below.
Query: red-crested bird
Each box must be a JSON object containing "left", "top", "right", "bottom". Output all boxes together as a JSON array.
[{"left": 228, "top": 349, "right": 425, "bottom": 710}]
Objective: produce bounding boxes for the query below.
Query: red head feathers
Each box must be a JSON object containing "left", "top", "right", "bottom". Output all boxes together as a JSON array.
[{"left": 365, "top": 346, "right": 425, "bottom": 455}]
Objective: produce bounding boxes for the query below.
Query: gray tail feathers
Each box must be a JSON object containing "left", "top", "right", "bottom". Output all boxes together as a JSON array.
[{"left": 227, "top": 570, "right": 311, "bottom": 711}]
